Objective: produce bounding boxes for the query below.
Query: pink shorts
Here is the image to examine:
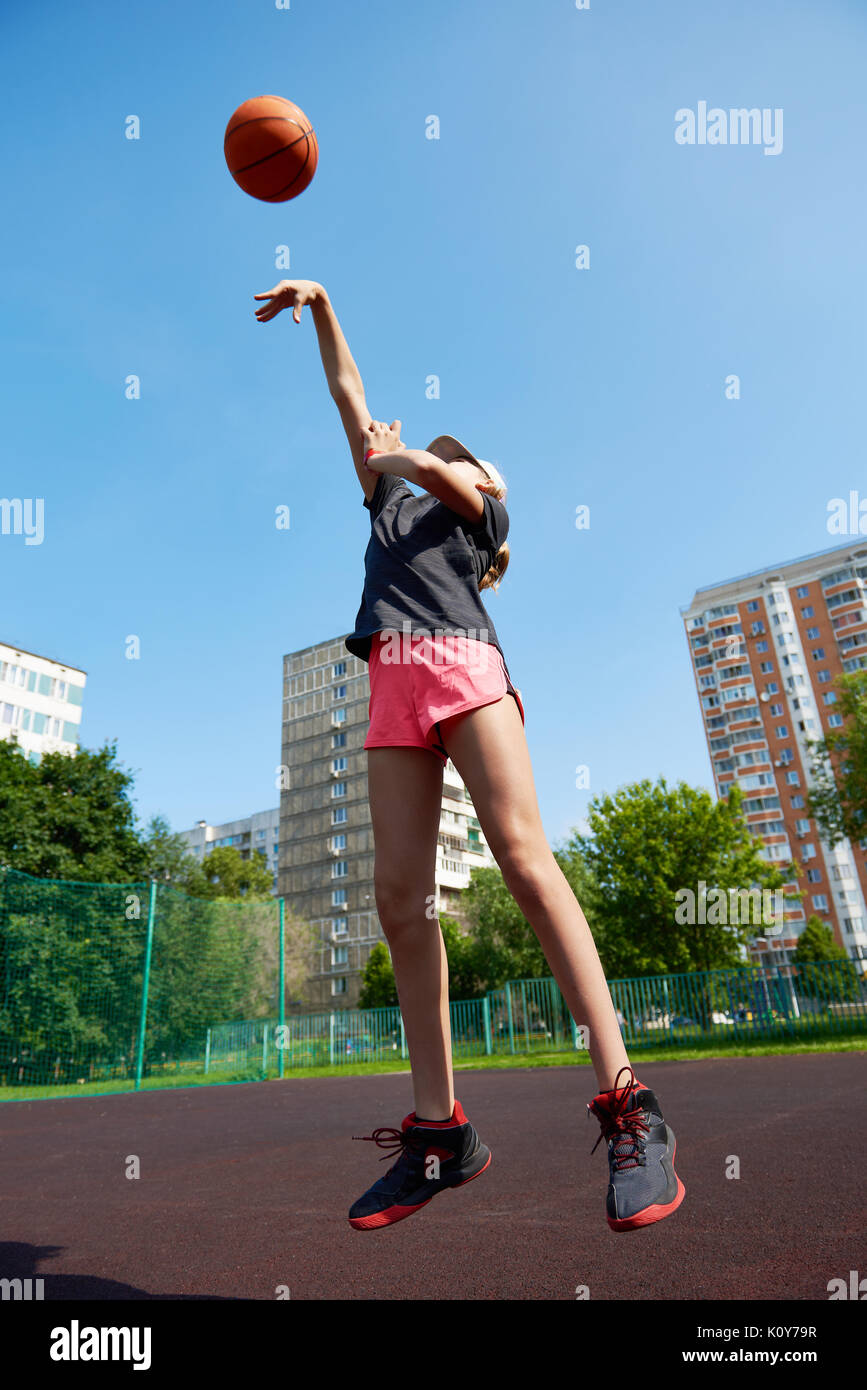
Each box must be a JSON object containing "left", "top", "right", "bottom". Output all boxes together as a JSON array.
[{"left": 364, "top": 629, "right": 525, "bottom": 766}]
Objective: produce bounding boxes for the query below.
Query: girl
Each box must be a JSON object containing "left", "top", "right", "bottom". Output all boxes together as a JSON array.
[{"left": 254, "top": 278, "right": 685, "bottom": 1234}]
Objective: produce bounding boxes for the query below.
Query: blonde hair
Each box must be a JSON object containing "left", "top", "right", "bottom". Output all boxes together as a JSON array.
[{"left": 473, "top": 461, "right": 510, "bottom": 593}]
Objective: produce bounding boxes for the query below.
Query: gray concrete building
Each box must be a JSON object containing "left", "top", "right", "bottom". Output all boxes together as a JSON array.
[
  {"left": 179, "top": 808, "right": 280, "bottom": 893},
  {"left": 279, "top": 634, "right": 498, "bottom": 1010}
]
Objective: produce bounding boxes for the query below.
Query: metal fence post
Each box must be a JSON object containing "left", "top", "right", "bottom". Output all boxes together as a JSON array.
[
  {"left": 482, "top": 996, "right": 492, "bottom": 1056},
  {"left": 505, "top": 981, "right": 515, "bottom": 1054},
  {"left": 399, "top": 1013, "right": 407, "bottom": 1060},
  {"left": 278, "top": 897, "right": 285, "bottom": 1079},
  {"left": 329, "top": 1012, "right": 336, "bottom": 1066},
  {"left": 204, "top": 1028, "right": 211, "bottom": 1075},
  {"left": 134, "top": 879, "right": 157, "bottom": 1092}
]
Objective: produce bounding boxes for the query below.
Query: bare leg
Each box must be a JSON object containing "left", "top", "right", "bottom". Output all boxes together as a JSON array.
[
  {"left": 366, "top": 746, "right": 454, "bottom": 1119},
  {"left": 438, "top": 694, "right": 631, "bottom": 1092}
]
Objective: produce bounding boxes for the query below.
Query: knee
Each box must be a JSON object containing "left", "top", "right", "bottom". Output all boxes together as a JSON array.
[
  {"left": 373, "top": 874, "right": 435, "bottom": 937},
  {"left": 496, "top": 842, "right": 559, "bottom": 906}
]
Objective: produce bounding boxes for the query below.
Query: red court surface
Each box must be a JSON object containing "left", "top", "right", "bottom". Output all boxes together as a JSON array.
[{"left": 2, "top": 1053, "right": 864, "bottom": 1301}]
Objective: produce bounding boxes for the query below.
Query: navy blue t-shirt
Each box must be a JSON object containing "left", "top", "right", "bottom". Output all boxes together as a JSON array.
[{"left": 345, "top": 472, "right": 514, "bottom": 682}]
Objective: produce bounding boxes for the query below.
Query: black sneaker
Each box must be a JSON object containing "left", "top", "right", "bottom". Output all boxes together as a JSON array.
[
  {"left": 348, "top": 1100, "right": 492, "bottom": 1230},
  {"left": 588, "top": 1066, "right": 685, "bottom": 1231}
]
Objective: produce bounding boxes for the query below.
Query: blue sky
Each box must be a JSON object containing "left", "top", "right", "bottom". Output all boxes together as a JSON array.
[{"left": 2, "top": 0, "right": 866, "bottom": 849}]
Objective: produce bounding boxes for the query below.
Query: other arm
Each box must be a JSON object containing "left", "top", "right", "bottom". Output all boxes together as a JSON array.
[{"left": 365, "top": 449, "right": 486, "bottom": 524}]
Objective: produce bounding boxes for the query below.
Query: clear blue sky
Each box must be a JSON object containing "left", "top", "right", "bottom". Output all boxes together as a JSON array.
[{"left": 2, "top": 0, "right": 866, "bottom": 849}]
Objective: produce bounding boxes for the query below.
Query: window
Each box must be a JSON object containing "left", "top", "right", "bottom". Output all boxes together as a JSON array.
[
  {"left": 751, "top": 621, "right": 765, "bottom": 635},
  {"left": 811, "top": 648, "right": 825, "bottom": 661},
  {"left": 817, "top": 671, "right": 831, "bottom": 684},
  {"left": 332, "top": 889, "right": 347, "bottom": 905},
  {"left": 806, "top": 627, "right": 820, "bottom": 640},
  {"left": 795, "top": 818, "right": 810, "bottom": 834},
  {"left": 828, "top": 714, "right": 844, "bottom": 728},
  {"left": 811, "top": 895, "right": 828, "bottom": 910},
  {"left": 332, "top": 662, "right": 346, "bottom": 678},
  {"left": 332, "top": 708, "right": 346, "bottom": 724},
  {"left": 770, "top": 703, "right": 783, "bottom": 716},
  {"left": 823, "top": 692, "right": 838, "bottom": 705},
  {"left": 333, "top": 685, "right": 347, "bottom": 700},
  {"left": 756, "top": 641, "right": 768, "bottom": 653},
  {"left": 257, "top": 829, "right": 265, "bottom": 839},
  {"left": 801, "top": 606, "right": 814, "bottom": 618},
  {"left": 791, "top": 795, "right": 805, "bottom": 808},
  {"left": 796, "top": 585, "right": 810, "bottom": 598},
  {"left": 806, "top": 868, "right": 822, "bottom": 883},
  {"left": 331, "top": 978, "right": 347, "bottom": 995},
  {"left": 786, "top": 771, "right": 800, "bottom": 786},
  {"left": 759, "top": 662, "right": 774, "bottom": 674},
  {"left": 332, "top": 834, "right": 347, "bottom": 850},
  {"left": 767, "top": 682, "right": 779, "bottom": 694},
  {"left": 332, "top": 781, "right": 346, "bottom": 797},
  {"left": 747, "top": 600, "right": 759, "bottom": 612},
  {"left": 332, "top": 807, "right": 347, "bottom": 824},
  {"left": 332, "top": 916, "right": 348, "bottom": 935},
  {"left": 775, "top": 725, "right": 789, "bottom": 738},
  {"left": 332, "top": 732, "right": 346, "bottom": 747},
  {"left": 802, "top": 844, "right": 816, "bottom": 860},
  {"left": 332, "top": 945, "right": 349, "bottom": 966},
  {"left": 332, "top": 757, "right": 347, "bottom": 773}
]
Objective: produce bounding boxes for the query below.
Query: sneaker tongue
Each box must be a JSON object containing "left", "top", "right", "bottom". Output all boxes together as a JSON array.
[{"left": 626, "top": 1089, "right": 663, "bottom": 1124}]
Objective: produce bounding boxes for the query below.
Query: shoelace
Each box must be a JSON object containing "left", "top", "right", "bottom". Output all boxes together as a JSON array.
[
  {"left": 351, "top": 1126, "right": 420, "bottom": 1176},
  {"left": 588, "top": 1065, "right": 650, "bottom": 1172}
]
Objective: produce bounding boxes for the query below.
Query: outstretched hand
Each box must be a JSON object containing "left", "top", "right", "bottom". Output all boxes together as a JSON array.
[{"left": 254, "top": 279, "right": 323, "bottom": 324}]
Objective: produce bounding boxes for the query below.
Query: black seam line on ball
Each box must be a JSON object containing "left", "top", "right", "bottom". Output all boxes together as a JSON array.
[
  {"left": 227, "top": 123, "right": 314, "bottom": 175},
  {"left": 262, "top": 136, "right": 319, "bottom": 200}
]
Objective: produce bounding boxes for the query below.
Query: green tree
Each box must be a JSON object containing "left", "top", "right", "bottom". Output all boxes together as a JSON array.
[
  {"left": 567, "top": 778, "right": 790, "bottom": 978},
  {"left": 196, "top": 845, "right": 274, "bottom": 901},
  {"left": 358, "top": 942, "right": 398, "bottom": 1009},
  {"left": 792, "top": 915, "right": 849, "bottom": 965},
  {"left": 0, "top": 737, "right": 147, "bottom": 882},
  {"left": 792, "top": 915, "right": 863, "bottom": 1001},
  {"left": 460, "top": 864, "right": 549, "bottom": 987},
  {"left": 807, "top": 670, "right": 867, "bottom": 847},
  {"left": 139, "top": 814, "right": 205, "bottom": 893}
]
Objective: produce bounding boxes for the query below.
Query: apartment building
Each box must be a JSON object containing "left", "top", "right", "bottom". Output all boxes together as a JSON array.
[
  {"left": 179, "top": 808, "right": 281, "bottom": 893},
  {"left": 0, "top": 640, "right": 85, "bottom": 763},
  {"left": 682, "top": 540, "right": 867, "bottom": 966},
  {"left": 279, "top": 634, "right": 498, "bottom": 1010}
]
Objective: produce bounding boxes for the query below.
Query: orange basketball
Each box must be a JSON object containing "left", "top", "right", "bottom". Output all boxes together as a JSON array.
[{"left": 224, "top": 95, "right": 318, "bottom": 203}]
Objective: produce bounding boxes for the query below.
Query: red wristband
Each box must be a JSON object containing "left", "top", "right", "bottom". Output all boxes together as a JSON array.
[{"left": 364, "top": 448, "right": 382, "bottom": 464}]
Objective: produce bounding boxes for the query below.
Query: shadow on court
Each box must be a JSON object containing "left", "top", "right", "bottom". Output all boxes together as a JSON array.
[{"left": 1, "top": 1054, "right": 863, "bottom": 1300}]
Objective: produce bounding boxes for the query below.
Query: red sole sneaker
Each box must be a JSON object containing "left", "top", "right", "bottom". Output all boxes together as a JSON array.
[
  {"left": 348, "top": 1151, "right": 492, "bottom": 1231},
  {"left": 607, "top": 1140, "right": 685, "bottom": 1232}
]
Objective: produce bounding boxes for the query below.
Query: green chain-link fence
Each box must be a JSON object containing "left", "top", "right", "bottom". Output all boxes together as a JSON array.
[{"left": 1, "top": 865, "right": 865, "bottom": 1097}]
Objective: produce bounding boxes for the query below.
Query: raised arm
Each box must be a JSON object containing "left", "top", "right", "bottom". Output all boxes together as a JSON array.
[{"left": 254, "top": 278, "right": 381, "bottom": 501}]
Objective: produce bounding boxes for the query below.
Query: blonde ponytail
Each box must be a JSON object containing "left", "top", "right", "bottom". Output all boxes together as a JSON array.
[{"left": 475, "top": 462, "right": 509, "bottom": 593}]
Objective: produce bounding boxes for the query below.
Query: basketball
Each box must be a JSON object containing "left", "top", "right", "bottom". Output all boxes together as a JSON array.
[{"left": 224, "top": 95, "right": 318, "bottom": 203}]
